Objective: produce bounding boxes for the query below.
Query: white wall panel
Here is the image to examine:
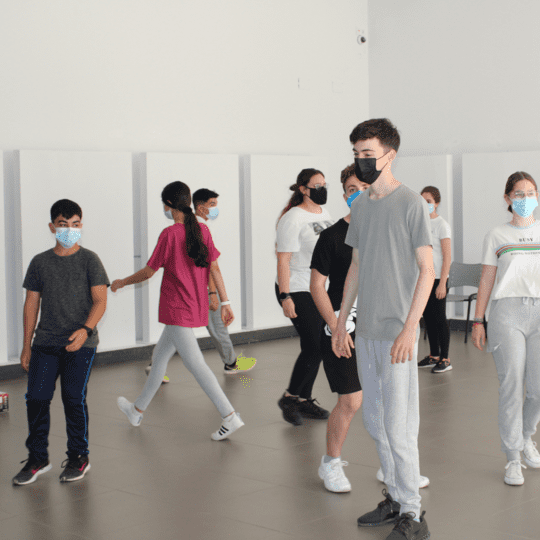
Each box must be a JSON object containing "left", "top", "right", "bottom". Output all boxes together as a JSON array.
[
  {"left": 146, "top": 153, "right": 241, "bottom": 342},
  {"left": 19, "top": 150, "right": 136, "bottom": 352},
  {"left": 250, "top": 155, "right": 329, "bottom": 331},
  {"left": 0, "top": 155, "right": 7, "bottom": 364},
  {"left": 463, "top": 151, "right": 540, "bottom": 318}
]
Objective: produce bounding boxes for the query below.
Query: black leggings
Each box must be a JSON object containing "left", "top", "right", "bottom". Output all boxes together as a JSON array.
[
  {"left": 275, "top": 283, "right": 324, "bottom": 399},
  {"left": 423, "top": 278, "right": 450, "bottom": 360}
]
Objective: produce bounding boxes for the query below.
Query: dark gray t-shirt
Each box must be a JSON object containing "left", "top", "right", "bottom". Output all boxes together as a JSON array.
[
  {"left": 345, "top": 184, "right": 433, "bottom": 342},
  {"left": 23, "top": 247, "right": 110, "bottom": 348}
]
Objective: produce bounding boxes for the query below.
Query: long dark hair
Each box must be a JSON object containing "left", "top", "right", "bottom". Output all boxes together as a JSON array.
[
  {"left": 276, "top": 168, "right": 324, "bottom": 227},
  {"left": 161, "top": 181, "right": 209, "bottom": 268}
]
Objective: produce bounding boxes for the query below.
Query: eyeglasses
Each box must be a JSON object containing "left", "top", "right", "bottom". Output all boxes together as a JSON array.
[
  {"left": 513, "top": 191, "right": 538, "bottom": 199},
  {"left": 309, "top": 184, "right": 328, "bottom": 190}
]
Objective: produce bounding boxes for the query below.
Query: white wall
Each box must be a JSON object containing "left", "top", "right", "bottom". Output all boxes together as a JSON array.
[
  {"left": 0, "top": 0, "right": 368, "bottom": 181},
  {"left": 0, "top": 156, "right": 7, "bottom": 365},
  {"left": 368, "top": 0, "right": 540, "bottom": 156}
]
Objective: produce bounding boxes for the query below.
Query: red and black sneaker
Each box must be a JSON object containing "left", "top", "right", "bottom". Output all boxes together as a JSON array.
[
  {"left": 59, "top": 455, "right": 91, "bottom": 482},
  {"left": 12, "top": 457, "right": 52, "bottom": 486}
]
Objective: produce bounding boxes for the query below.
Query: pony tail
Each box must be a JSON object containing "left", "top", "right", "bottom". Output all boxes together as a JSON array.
[{"left": 183, "top": 208, "right": 209, "bottom": 268}]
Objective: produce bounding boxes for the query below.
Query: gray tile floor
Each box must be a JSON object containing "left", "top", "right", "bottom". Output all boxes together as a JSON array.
[{"left": 1, "top": 331, "right": 539, "bottom": 540}]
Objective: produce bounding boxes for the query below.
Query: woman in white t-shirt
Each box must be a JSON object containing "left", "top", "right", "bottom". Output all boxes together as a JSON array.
[
  {"left": 419, "top": 186, "right": 452, "bottom": 373},
  {"left": 473, "top": 171, "right": 540, "bottom": 487},
  {"left": 275, "top": 169, "right": 334, "bottom": 426}
]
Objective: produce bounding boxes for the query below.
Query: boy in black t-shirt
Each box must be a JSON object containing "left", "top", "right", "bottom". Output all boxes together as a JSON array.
[
  {"left": 310, "top": 164, "right": 368, "bottom": 492},
  {"left": 12, "top": 200, "right": 109, "bottom": 486}
]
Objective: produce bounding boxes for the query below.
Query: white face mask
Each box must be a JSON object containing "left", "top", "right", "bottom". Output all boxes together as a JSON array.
[{"left": 55, "top": 227, "right": 82, "bottom": 248}]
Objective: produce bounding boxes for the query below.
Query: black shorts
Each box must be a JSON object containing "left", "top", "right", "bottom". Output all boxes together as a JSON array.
[{"left": 321, "top": 325, "right": 361, "bottom": 395}]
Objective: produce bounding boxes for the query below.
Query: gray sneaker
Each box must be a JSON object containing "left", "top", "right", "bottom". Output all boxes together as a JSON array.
[{"left": 357, "top": 489, "right": 401, "bottom": 527}]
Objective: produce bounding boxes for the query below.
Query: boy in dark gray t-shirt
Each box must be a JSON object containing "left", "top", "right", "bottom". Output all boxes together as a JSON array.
[
  {"left": 12, "top": 199, "right": 109, "bottom": 487},
  {"left": 333, "top": 119, "right": 434, "bottom": 540}
]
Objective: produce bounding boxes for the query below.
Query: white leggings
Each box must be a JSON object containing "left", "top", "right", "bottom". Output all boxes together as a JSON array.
[
  {"left": 134, "top": 325, "right": 235, "bottom": 418},
  {"left": 487, "top": 297, "right": 540, "bottom": 460}
]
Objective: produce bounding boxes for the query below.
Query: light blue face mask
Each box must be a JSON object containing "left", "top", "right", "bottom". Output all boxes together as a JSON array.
[
  {"left": 207, "top": 207, "right": 219, "bottom": 220},
  {"left": 55, "top": 227, "right": 81, "bottom": 249},
  {"left": 511, "top": 197, "right": 539, "bottom": 218},
  {"left": 427, "top": 203, "right": 435, "bottom": 214},
  {"left": 346, "top": 190, "right": 363, "bottom": 208},
  {"left": 164, "top": 208, "right": 174, "bottom": 220}
]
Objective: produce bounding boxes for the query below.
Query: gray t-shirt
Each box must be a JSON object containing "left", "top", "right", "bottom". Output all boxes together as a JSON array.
[
  {"left": 23, "top": 247, "right": 110, "bottom": 348},
  {"left": 345, "top": 184, "right": 432, "bottom": 342}
]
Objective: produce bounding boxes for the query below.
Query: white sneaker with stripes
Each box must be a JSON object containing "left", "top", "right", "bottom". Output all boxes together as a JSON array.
[{"left": 211, "top": 412, "right": 244, "bottom": 441}]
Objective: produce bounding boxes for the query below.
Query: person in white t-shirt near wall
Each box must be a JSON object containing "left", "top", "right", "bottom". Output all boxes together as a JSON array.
[
  {"left": 275, "top": 169, "right": 334, "bottom": 426},
  {"left": 473, "top": 171, "right": 540, "bottom": 487},
  {"left": 418, "top": 186, "right": 453, "bottom": 373}
]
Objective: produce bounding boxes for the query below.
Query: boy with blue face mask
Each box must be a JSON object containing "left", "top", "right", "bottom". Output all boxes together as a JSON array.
[
  {"left": 12, "top": 199, "right": 109, "bottom": 486},
  {"left": 193, "top": 188, "right": 255, "bottom": 374}
]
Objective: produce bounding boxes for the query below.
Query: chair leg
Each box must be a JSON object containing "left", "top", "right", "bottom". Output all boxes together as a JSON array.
[{"left": 465, "top": 301, "right": 472, "bottom": 344}]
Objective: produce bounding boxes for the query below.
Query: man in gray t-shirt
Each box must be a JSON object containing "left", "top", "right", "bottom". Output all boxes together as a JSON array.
[{"left": 332, "top": 119, "right": 434, "bottom": 539}]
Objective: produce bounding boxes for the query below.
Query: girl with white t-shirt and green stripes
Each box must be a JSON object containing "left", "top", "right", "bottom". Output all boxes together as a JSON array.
[{"left": 473, "top": 171, "right": 540, "bottom": 486}]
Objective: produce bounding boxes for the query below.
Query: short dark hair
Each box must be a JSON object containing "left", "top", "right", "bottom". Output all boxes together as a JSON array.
[
  {"left": 340, "top": 164, "right": 357, "bottom": 193},
  {"left": 50, "top": 199, "right": 82, "bottom": 222},
  {"left": 505, "top": 172, "right": 538, "bottom": 214},
  {"left": 192, "top": 189, "right": 219, "bottom": 209},
  {"left": 349, "top": 118, "right": 400, "bottom": 153},
  {"left": 421, "top": 186, "right": 441, "bottom": 204}
]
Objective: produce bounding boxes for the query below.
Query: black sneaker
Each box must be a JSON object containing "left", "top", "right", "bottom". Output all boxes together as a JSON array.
[
  {"left": 59, "top": 455, "right": 91, "bottom": 482},
  {"left": 357, "top": 489, "right": 401, "bottom": 527},
  {"left": 385, "top": 511, "right": 430, "bottom": 540},
  {"left": 12, "top": 457, "right": 52, "bottom": 486},
  {"left": 417, "top": 356, "right": 437, "bottom": 368},
  {"left": 277, "top": 394, "right": 303, "bottom": 426},
  {"left": 431, "top": 359, "right": 452, "bottom": 373},
  {"left": 296, "top": 398, "right": 330, "bottom": 420}
]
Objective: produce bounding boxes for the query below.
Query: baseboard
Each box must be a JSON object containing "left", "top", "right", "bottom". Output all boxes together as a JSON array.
[{"left": 0, "top": 325, "right": 299, "bottom": 381}]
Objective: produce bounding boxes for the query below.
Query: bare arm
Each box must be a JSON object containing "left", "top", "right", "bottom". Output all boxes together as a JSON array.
[
  {"left": 85, "top": 285, "right": 108, "bottom": 329},
  {"left": 208, "top": 272, "right": 217, "bottom": 295},
  {"left": 439, "top": 238, "right": 452, "bottom": 284},
  {"left": 337, "top": 248, "right": 359, "bottom": 328},
  {"left": 209, "top": 260, "right": 229, "bottom": 302},
  {"left": 122, "top": 265, "right": 156, "bottom": 286},
  {"left": 474, "top": 265, "right": 498, "bottom": 319},
  {"left": 403, "top": 245, "right": 436, "bottom": 332},
  {"left": 22, "top": 291, "right": 41, "bottom": 351},
  {"left": 277, "top": 252, "right": 293, "bottom": 293},
  {"left": 310, "top": 269, "right": 336, "bottom": 330}
]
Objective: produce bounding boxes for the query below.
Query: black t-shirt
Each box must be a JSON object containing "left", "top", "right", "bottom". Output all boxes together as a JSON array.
[
  {"left": 23, "top": 247, "right": 110, "bottom": 348},
  {"left": 310, "top": 218, "right": 353, "bottom": 311}
]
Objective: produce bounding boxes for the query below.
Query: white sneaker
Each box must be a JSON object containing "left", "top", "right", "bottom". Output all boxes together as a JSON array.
[
  {"left": 211, "top": 412, "right": 244, "bottom": 441},
  {"left": 318, "top": 457, "right": 351, "bottom": 492},
  {"left": 117, "top": 397, "right": 143, "bottom": 427},
  {"left": 376, "top": 467, "right": 430, "bottom": 488},
  {"left": 145, "top": 364, "right": 169, "bottom": 384},
  {"left": 504, "top": 460, "right": 526, "bottom": 485},
  {"left": 523, "top": 440, "right": 540, "bottom": 468}
]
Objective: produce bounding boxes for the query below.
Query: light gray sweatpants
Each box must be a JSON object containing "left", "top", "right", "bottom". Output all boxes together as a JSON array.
[
  {"left": 134, "top": 325, "right": 235, "bottom": 418},
  {"left": 356, "top": 335, "right": 421, "bottom": 517},
  {"left": 207, "top": 294, "right": 236, "bottom": 365},
  {"left": 487, "top": 296, "right": 540, "bottom": 461}
]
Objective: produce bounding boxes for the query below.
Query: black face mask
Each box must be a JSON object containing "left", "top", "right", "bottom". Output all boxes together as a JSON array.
[
  {"left": 307, "top": 186, "right": 328, "bottom": 205},
  {"left": 354, "top": 151, "right": 390, "bottom": 185}
]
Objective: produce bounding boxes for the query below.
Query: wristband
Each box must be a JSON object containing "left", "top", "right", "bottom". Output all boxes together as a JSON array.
[
  {"left": 221, "top": 301, "right": 231, "bottom": 306},
  {"left": 209, "top": 292, "right": 218, "bottom": 295},
  {"left": 472, "top": 322, "right": 483, "bottom": 326}
]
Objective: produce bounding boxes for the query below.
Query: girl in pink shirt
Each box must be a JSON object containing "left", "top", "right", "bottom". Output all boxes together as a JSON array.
[{"left": 112, "top": 181, "right": 243, "bottom": 440}]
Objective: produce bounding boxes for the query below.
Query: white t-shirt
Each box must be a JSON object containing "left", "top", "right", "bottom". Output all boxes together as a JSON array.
[
  {"left": 430, "top": 216, "right": 452, "bottom": 279},
  {"left": 276, "top": 206, "right": 334, "bottom": 293},
  {"left": 481, "top": 221, "right": 540, "bottom": 300}
]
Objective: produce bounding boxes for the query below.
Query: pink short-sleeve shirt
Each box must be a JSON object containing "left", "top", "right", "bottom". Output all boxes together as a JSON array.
[{"left": 147, "top": 222, "right": 220, "bottom": 327}]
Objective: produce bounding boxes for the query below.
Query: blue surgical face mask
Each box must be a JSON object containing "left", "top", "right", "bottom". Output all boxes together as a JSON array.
[
  {"left": 164, "top": 208, "right": 174, "bottom": 220},
  {"left": 346, "top": 190, "right": 363, "bottom": 208},
  {"left": 427, "top": 203, "right": 435, "bottom": 214},
  {"left": 207, "top": 207, "right": 219, "bottom": 220},
  {"left": 511, "top": 197, "right": 539, "bottom": 218},
  {"left": 55, "top": 227, "right": 81, "bottom": 249}
]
